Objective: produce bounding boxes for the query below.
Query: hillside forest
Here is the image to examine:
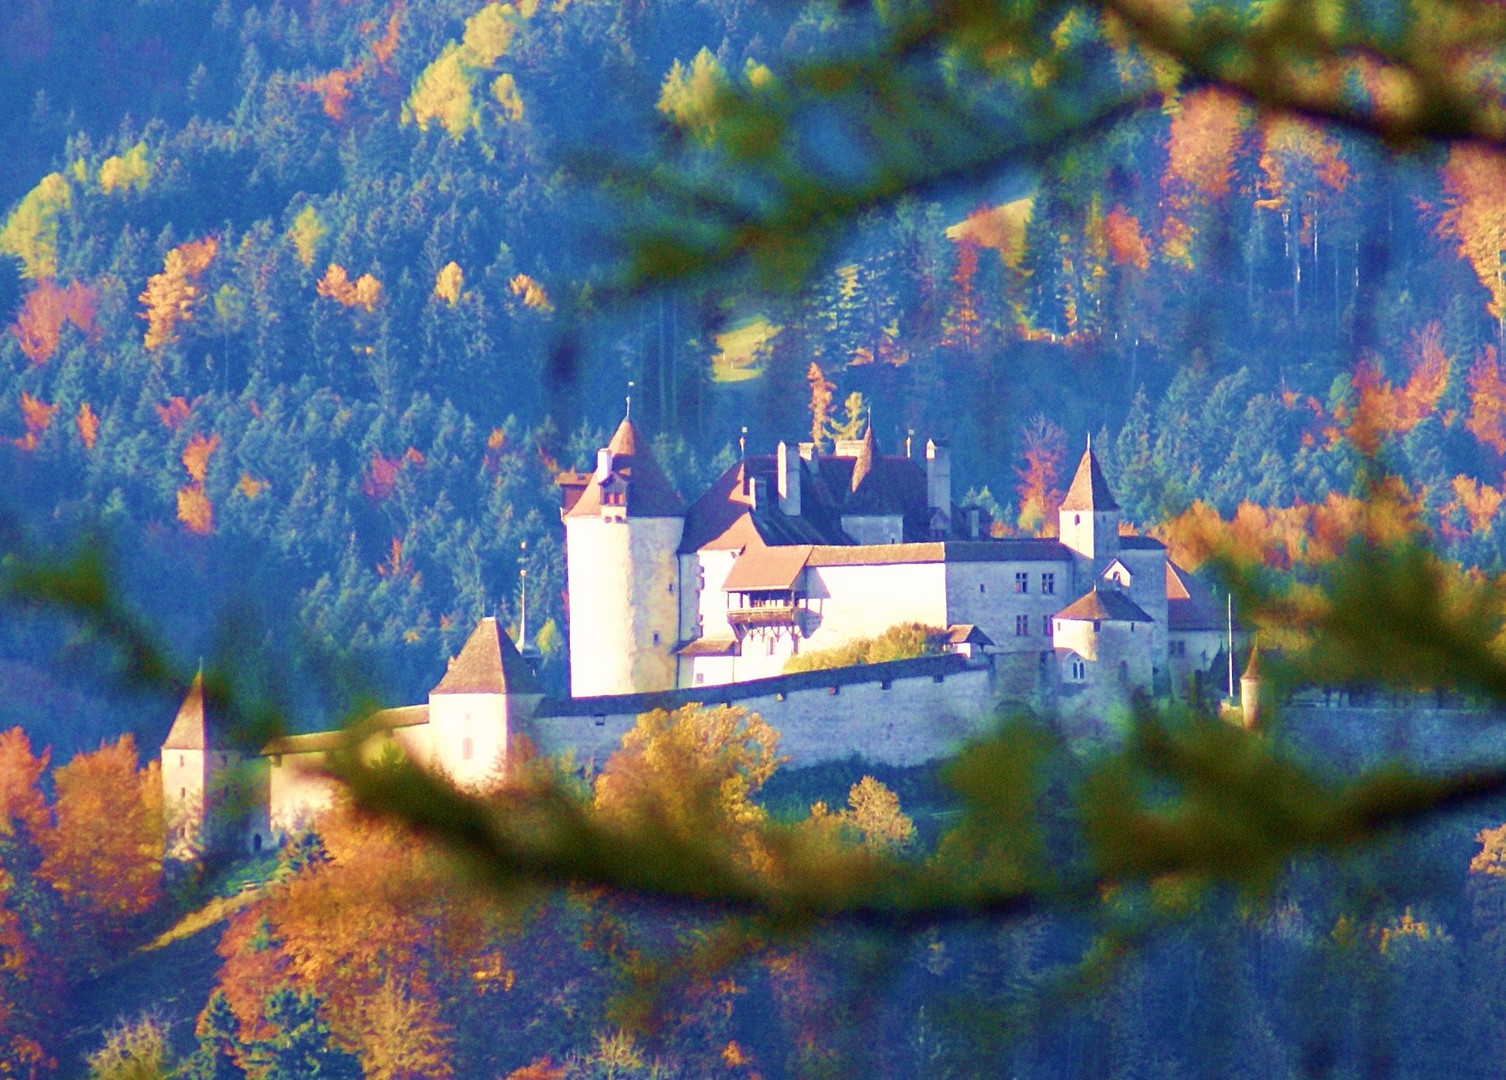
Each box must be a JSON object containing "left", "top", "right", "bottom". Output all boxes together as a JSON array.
[{"left": 6, "top": 0, "right": 1506, "bottom": 1075}]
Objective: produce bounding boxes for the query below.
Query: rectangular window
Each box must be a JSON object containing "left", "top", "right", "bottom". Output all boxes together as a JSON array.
[
  {"left": 694, "top": 672, "right": 705, "bottom": 685},
  {"left": 1171, "top": 640, "right": 1186, "bottom": 656},
  {"left": 979, "top": 583, "right": 986, "bottom": 594},
  {"left": 1042, "top": 615, "right": 1052, "bottom": 636},
  {"left": 1042, "top": 572, "right": 1055, "bottom": 594},
  {"left": 462, "top": 737, "right": 473, "bottom": 761},
  {"left": 1015, "top": 614, "right": 1029, "bottom": 636},
  {"left": 1014, "top": 572, "right": 1029, "bottom": 593}
]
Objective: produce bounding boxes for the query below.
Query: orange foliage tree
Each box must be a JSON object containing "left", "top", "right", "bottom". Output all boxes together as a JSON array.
[
  {"left": 1102, "top": 207, "right": 1150, "bottom": 269},
  {"left": 1015, "top": 415, "right": 1065, "bottom": 536},
  {"left": 140, "top": 237, "right": 218, "bottom": 350},
  {"left": 76, "top": 403, "right": 99, "bottom": 450},
  {"left": 13, "top": 392, "right": 56, "bottom": 452},
  {"left": 1439, "top": 144, "right": 1506, "bottom": 330},
  {"left": 1467, "top": 346, "right": 1506, "bottom": 455},
  {"left": 216, "top": 801, "right": 493, "bottom": 1076},
  {"left": 318, "top": 264, "right": 383, "bottom": 312},
  {"left": 10, "top": 279, "right": 96, "bottom": 365},
  {"left": 36, "top": 735, "right": 162, "bottom": 957},
  {"left": 1161, "top": 88, "right": 1247, "bottom": 267}
]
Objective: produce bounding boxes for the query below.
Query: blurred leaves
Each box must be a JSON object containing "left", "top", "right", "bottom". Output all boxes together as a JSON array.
[{"left": 602, "top": 0, "right": 1506, "bottom": 290}]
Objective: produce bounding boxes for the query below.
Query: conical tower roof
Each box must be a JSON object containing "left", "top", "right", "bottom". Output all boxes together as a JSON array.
[
  {"left": 432, "top": 617, "right": 541, "bottom": 695},
  {"left": 563, "top": 417, "right": 685, "bottom": 518},
  {"left": 1241, "top": 644, "right": 1261, "bottom": 681},
  {"left": 163, "top": 670, "right": 229, "bottom": 750},
  {"left": 1061, "top": 438, "right": 1119, "bottom": 512}
]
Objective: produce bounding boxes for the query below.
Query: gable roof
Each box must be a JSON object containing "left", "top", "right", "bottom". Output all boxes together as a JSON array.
[
  {"left": 1060, "top": 441, "right": 1119, "bottom": 512},
  {"left": 562, "top": 418, "right": 685, "bottom": 519},
  {"left": 1055, "top": 587, "right": 1152, "bottom": 623},
  {"left": 431, "top": 617, "right": 541, "bottom": 696},
  {"left": 1166, "top": 561, "right": 1227, "bottom": 631},
  {"left": 723, "top": 545, "right": 812, "bottom": 591}
]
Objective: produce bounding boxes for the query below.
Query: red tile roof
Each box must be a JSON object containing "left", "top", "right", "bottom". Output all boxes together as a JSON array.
[
  {"left": 562, "top": 418, "right": 685, "bottom": 519},
  {"left": 723, "top": 545, "right": 812, "bottom": 590}
]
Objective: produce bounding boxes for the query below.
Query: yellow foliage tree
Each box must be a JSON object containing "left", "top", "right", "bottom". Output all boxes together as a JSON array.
[
  {"left": 177, "top": 486, "right": 213, "bottom": 534},
  {"left": 491, "top": 73, "right": 524, "bottom": 122},
  {"left": 434, "top": 261, "right": 464, "bottom": 304},
  {"left": 289, "top": 205, "right": 328, "bottom": 270},
  {"left": 98, "top": 143, "right": 152, "bottom": 195},
  {"left": 508, "top": 273, "right": 552, "bottom": 312},
  {"left": 462, "top": 2, "right": 517, "bottom": 65},
  {"left": 0, "top": 173, "right": 71, "bottom": 279},
  {"left": 76, "top": 403, "right": 99, "bottom": 450},
  {"left": 182, "top": 433, "right": 220, "bottom": 484},
  {"left": 318, "top": 264, "right": 383, "bottom": 312},
  {"left": 658, "top": 48, "right": 730, "bottom": 143},
  {"left": 406, "top": 44, "right": 477, "bottom": 138},
  {"left": 140, "top": 237, "right": 219, "bottom": 351}
]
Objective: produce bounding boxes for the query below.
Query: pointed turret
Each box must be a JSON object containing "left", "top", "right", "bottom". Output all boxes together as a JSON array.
[
  {"left": 563, "top": 418, "right": 685, "bottom": 520},
  {"left": 1061, "top": 435, "right": 1119, "bottom": 513},
  {"left": 432, "top": 616, "right": 541, "bottom": 696},
  {"left": 1059, "top": 436, "right": 1121, "bottom": 573}
]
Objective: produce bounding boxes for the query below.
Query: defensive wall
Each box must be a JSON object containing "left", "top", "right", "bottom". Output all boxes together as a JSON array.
[{"left": 532, "top": 652, "right": 1000, "bottom": 769}]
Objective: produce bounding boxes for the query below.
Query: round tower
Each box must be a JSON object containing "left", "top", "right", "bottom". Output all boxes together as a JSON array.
[{"left": 561, "top": 417, "right": 685, "bottom": 697}]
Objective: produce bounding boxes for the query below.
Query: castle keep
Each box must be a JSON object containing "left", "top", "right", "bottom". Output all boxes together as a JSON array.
[{"left": 161, "top": 417, "right": 1235, "bottom": 854}]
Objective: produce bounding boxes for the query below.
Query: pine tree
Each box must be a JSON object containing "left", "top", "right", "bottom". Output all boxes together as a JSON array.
[{"left": 244, "top": 989, "right": 360, "bottom": 1080}]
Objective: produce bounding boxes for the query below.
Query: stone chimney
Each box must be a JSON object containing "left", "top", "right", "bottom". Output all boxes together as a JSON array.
[
  {"left": 594, "top": 447, "right": 613, "bottom": 481},
  {"left": 926, "top": 438, "right": 951, "bottom": 516},
  {"left": 750, "top": 475, "right": 769, "bottom": 511},
  {"left": 777, "top": 441, "right": 801, "bottom": 517}
]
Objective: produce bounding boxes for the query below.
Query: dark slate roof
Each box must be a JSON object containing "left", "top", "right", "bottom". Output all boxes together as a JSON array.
[
  {"left": 1060, "top": 442, "right": 1119, "bottom": 512},
  {"left": 563, "top": 418, "right": 685, "bottom": 519},
  {"left": 1119, "top": 535, "right": 1165, "bottom": 550},
  {"left": 431, "top": 617, "right": 541, "bottom": 695},
  {"left": 1055, "top": 587, "right": 1153, "bottom": 623},
  {"left": 945, "top": 624, "right": 995, "bottom": 646},
  {"left": 1166, "top": 562, "right": 1226, "bottom": 631},
  {"left": 804, "top": 539, "right": 1073, "bottom": 567}
]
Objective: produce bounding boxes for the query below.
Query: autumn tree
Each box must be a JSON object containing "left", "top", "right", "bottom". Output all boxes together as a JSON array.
[
  {"left": 1440, "top": 144, "right": 1506, "bottom": 336},
  {"left": 140, "top": 237, "right": 218, "bottom": 351},
  {"left": 1016, "top": 415, "right": 1066, "bottom": 536},
  {"left": 37, "top": 735, "right": 163, "bottom": 962},
  {"left": 806, "top": 362, "right": 835, "bottom": 451},
  {"left": 10, "top": 278, "right": 96, "bottom": 364}
]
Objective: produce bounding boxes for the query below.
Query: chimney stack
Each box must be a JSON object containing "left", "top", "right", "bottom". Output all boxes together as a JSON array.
[
  {"left": 777, "top": 441, "right": 801, "bottom": 516},
  {"left": 750, "top": 476, "right": 769, "bottom": 510},
  {"left": 926, "top": 438, "right": 951, "bottom": 518},
  {"left": 595, "top": 447, "right": 613, "bottom": 481}
]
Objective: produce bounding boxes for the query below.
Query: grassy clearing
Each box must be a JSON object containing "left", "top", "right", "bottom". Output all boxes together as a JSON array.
[
  {"left": 711, "top": 314, "right": 778, "bottom": 382},
  {"left": 141, "top": 888, "right": 262, "bottom": 953}
]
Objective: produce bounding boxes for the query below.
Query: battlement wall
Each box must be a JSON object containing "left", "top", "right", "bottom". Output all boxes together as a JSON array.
[{"left": 533, "top": 653, "right": 1001, "bottom": 768}]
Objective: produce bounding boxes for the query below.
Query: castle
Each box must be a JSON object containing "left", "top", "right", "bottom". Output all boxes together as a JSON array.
[{"left": 160, "top": 416, "right": 1237, "bottom": 857}]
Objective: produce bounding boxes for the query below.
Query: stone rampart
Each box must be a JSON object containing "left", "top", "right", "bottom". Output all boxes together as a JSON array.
[{"left": 533, "top": 653, "right": 1000, "bottom": 768}]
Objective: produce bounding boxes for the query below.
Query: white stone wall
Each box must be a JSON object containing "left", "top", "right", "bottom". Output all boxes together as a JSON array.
[
  {"left": 690, "top": 549, "right": 738, "bottom": 645},
  {"left": 1115, "top": 549, "right": 1169, "bottom": 681},
  {"left": 945, "top": 560, "right": 1071, "bottom": 653},
  {"left": 268, "top": 751, "right": 341, "bottom": 837},
  {"left": 427, "top": 692, "right": 509, "bottom": 788},
  {"left": 565, "top": 514, "right": 683, "bottom": 696},
  {"left": 162, "top": 747, "right": 207, "bottom": 857},
  {"left": 535, "top": 665, "right": 1000, "bottom": 769},
  {"left": 802, "top": 562, "right": 948, "bottom": 650},
  {"left": 1054, "top": 618, "right": 1099, "bottom": 661},
  {"left": 1059, "top": 509, "right": 1119, "bottom": 569}
]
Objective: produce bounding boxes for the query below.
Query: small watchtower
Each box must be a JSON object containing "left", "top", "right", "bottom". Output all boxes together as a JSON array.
[{"left": 1059, "top": 437, "right": 1120, "bottom": 580}]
